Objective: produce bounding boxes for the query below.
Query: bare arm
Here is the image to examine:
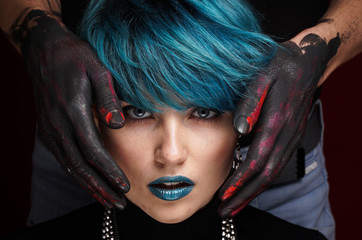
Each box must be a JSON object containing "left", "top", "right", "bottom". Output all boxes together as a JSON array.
[
  {"left": 0, "top": 0, "right": 61, "bottom": 52},
  {"left": 291, "top": 0, "right": 362, "bottom": 85}
]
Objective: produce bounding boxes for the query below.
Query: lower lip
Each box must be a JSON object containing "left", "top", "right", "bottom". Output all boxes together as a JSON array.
[
  {"left": 148, "top": 176, "right": 194, "bottom": 201},
  {"left": 148, "top": 185, "right": 194, "bottom": 201}
]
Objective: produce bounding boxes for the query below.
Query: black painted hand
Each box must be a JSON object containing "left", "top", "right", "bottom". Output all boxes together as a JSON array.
[
  {"left": 219, "top": 33, "right": 340, "bottom": 217},
  {"left": 11, "top": 10, "right": 129, "bottom": 209}
]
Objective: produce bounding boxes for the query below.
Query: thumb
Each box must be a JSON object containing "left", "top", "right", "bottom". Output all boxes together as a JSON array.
[
  {"left": 233, "top": 74, "right": 271, "bottom": 134},
  {"left": 89, "top": 65, "right": 125, "bottom": 129}
]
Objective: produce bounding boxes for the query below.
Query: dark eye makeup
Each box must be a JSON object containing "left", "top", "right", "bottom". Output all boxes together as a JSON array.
[{"left": 122, "top": 105, "right": 223, "bottom": 123}]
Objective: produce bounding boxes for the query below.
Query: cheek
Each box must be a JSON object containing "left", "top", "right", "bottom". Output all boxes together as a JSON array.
[
  {"left": 98, "top": 125, "right": 151, "bottom": 183},
  {"left": 191, "top": 125, "right": 238, "bottom": 184},
  {"left": 208, "top": 133, "right": 236, "bottom": 175}
]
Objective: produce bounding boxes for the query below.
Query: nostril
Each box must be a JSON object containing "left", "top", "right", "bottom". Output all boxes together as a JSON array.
[
  {"left": 154, "top": 122, "right": 187, "bottom": 166},
  {"left": 154, "top": 144, "right": 187, "bottom": 167}
]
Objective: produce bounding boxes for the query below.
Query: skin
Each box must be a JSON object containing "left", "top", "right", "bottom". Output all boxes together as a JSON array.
[
  {"left": 97, "top": 103, "right": 238, "bottom": 223},
  {"left": 219, "top": 0, "right": 362, "bottom": 217},
  {"left": 0, "top": 0, "right": 361, "bottom": 218},
  {"left": 219, "top": 33, "right": 341, "bottom": 217},
  {"left": 0, "top": 1, "right": 129, "bottom": 209}
]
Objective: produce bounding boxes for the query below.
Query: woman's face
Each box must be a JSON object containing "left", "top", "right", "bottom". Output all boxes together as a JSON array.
[{"left": 98, "top": 102, "right": 238, "bottom": 223}]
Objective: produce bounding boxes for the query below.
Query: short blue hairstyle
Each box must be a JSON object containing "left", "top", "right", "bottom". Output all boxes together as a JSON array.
[{"left": 79, "top": 0, "right": 278, "bottom": 112}]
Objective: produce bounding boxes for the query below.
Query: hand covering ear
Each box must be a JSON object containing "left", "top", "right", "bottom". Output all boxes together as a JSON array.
[
  {"left": 13, "top": 10, "right": 129, "bottom": 209},
  {"left": 219, "top": 33, "right": 340, "bottom": 217}
]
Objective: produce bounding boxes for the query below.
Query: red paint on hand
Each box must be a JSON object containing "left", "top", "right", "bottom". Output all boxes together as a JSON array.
[
  {"left": 222, "top": 185, "right": 238, "bottom": 201},
  {"left": 247, "top": 83, "right": 269, "bottom": 128},
  {"left": 231, "top": 203, "right": 247, "bottom": 217},
  {"left": 105, "top": 112, "right": 113, "bottom": 125},
  {"left": 222, "top": 160, "right": 257, "bottom": 201}
]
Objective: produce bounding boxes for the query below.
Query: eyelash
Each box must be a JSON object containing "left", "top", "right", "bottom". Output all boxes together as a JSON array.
[
  {"left": 122, "top": 105, "right": 154, "bottom": 123},
  {"left": 189, "top": 108, "right": 223, "bottom": 123},
  {"left": 122, "top": 105, "right": 223, "bottom": 123}
]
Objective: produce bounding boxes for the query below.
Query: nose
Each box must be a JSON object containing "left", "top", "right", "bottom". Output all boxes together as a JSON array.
[{"left": 154, "top": 117, "right": 187, "bottom": 168}]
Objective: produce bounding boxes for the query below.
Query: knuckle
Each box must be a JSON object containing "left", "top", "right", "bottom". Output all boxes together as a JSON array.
[
  {"left": 97, "top": 94, "right": 117, "bottom": 110},
  {"left": 92, "top": 67, "right": 112, "bottom": 80},
  {"left": 84, "top": 147, "right": 103, "bottom": 167}
]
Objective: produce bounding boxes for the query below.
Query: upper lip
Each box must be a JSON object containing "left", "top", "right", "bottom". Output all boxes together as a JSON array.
[{"left": 149, "top": 176, "right": 194, "bottom": 188}]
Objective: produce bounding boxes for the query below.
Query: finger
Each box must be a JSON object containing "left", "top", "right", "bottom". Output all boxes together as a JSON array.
[
  {"left": 219, "top": 133, "right": 302, "bottom": 218},
  {"left": 218, "top": 161, "right": 275, "bottom": 218},
  {"left": 65, "top": 81, "right": 130, "bottom": 194},
  {"left": 219, "top": 103, "right": 309, "bottom": 218},
  {"left": 67, "top": 161, "right": 127, "bottom": 210},
  {"left": 62, "top": 129, "right": 128, "bottom": 209},
  {"left": 88, "top": 64, "right": 125, "bottom": 129},
  {"left": 41, "top": 67, "right": 130, "bottom": 199},
  {"left": 42, "top": 125, "right": 127, "bottom": 209},
  {"left": 219, "top": 133, "right": 296, "bottom": 218},
  {"left": 221, "top": 101, "right": 286, "bottom": 202},
  {"left": 234, "top": 74, "right": 271, "bottom": 134},
  {"left": 70, "top": 102, "right": 130, "bottom": 194}
]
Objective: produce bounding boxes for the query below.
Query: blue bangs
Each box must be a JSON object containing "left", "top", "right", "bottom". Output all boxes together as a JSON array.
[{"left": 79, "top": 0, "right": 278, "bottom": 112}]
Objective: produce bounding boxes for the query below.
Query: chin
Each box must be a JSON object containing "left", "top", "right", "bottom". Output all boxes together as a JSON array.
[
  {"left": 126, "top": 184, "right": 216, "bottom": 224},
  {"left": 146, "top": 202, "right": 198, "bottom": 224},
  {"left": 134, "top": 194, "right": 203, "bottom": 224}
]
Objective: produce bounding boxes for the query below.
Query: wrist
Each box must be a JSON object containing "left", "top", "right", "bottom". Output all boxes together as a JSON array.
[
  {"left": 13, "top": 10, "right": 65, "bottom": 56},
  {"left": 290, "top": 22, "right": 341, "bottom": 86},
  {"left": 290, "top": 19, "right": 338, "bottom": 48},
  {"left": 3, "top": 2, "right": 62, "bottom": 53},
  {"left": 290, "top": 0, "right": 362, "bottom": 85}
]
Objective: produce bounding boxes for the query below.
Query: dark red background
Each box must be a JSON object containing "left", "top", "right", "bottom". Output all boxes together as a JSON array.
[{"left": 0, "top": 30, "right": 361, "bottom": 239}]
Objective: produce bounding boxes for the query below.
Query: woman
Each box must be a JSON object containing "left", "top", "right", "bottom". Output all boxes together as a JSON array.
[{"left": 6, "top": 0, "right": 327, "bottom": 239}]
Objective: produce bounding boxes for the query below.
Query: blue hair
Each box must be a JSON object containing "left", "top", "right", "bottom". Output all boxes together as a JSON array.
[{"left": 79, "top": 0, "right": 278, "bottom": 112}]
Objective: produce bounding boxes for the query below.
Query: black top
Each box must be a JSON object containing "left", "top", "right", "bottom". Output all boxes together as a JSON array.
[{"left": 6, "top": 195, "right": 326, "bottom": 240}]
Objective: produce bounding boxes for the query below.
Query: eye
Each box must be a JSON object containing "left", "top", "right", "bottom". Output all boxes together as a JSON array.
[
  {"left": 123, "top": 106, "right": 152, "bottom": 119},
  {"left": 191, "top": 108, "right": 219, "bottom": 119}
]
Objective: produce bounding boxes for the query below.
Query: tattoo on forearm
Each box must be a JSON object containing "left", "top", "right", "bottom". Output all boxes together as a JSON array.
[
  {"left": 47, "top": 0, "right": 61, "bottom": 17},
  {"left": 316, "top": 17, "right": 357, "bottom": 44},
  {"left": 9, "top": 10, "right": 47, "bottom": 49},
  {"left": 8, "top": 1, "right": 61, "bottom": 49}
]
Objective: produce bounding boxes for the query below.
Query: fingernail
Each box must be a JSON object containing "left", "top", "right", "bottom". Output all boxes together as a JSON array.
[
  {"left": 113, "top": 201, "right": 126, "bottom": 211},
  {"left": 107, "top": 110, "right": 125, "bottom": 129},
  {"left": 119, "top": 181, "right": 130, "bottom": 193},
  {"left": 219, "top": 207, "right": 232, "bottom": 219},
  {"left": 234, "top": 116, "right": 250, "bottom": 134},
  {"left": 219, "top": 205, "right": 245, "bottom": 218},
  {"left": 230, "top": 205, "right": 244, "bottom": 217}
]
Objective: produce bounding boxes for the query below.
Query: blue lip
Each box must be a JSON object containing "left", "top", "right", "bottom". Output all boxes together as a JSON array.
[{"left": 148, "top": 176, "right": 194, "bottom": 201}]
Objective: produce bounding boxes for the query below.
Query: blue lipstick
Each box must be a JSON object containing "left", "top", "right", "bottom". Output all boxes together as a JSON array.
[{"left": 148, "top": 176, "right": 194, "bottom": 201}]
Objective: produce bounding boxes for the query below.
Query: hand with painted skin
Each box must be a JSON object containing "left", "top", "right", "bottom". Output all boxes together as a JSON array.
[
  {"left": 218, "top": 33, "right": 341, "bottom": 218},
  {"left": 10, "top": 10, "right": 129, "bottom": 209}
]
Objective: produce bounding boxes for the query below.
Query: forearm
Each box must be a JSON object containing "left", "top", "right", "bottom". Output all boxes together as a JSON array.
[
  {"left": 290, "top": 0, "right": 362, "bottom": 86},
  {"left": 0, "top": 0, "right": 61, "bottom": 52}
]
